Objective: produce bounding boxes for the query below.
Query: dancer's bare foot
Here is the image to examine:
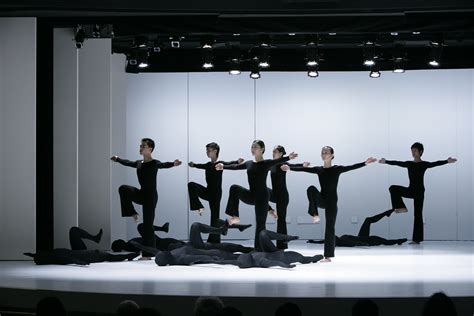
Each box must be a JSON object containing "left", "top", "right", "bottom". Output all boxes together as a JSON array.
[
  {"left": 139, "top": 256, "right": 152, "bottom": 261},
  {"left": 312, "top": 215, "right": 320, "bottom": 224},
  {"left": 228, "top": 216, "right": 240, "bottom": 225},
  {"left": 132, "top": 214, "right": 140, "bottom": 223},
  {"left": 320, "top": 257, "right": 332, "bottom": 263},
  {"left": 394, "top": 208, "right": 408, "bottom": 214},
  {"left": 409, "top": 241, "right": 421, "bottom": 245},
  {"left": 268, "top": 209, "right": 278, "bottom": 220},
  {"left": 197, "top": 208, "right": 205, "bottom": 216}
]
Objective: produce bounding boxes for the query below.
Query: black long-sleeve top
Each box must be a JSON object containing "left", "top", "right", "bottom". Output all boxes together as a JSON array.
[
  {"left": 270, "top": 163, "right": 303, "bottom": 195},
  {"left": 117, "top": 158, "right": 174, "bottom": 193},
  {"left": 290, "top": 162, "right": 366, "bottom": 201},
  {"left": 385, "top": 160, "right": 448, "bottom": 192},
  {"left": 192, "top": 160, "right": 240, "bottom": 193},
  {"left": 223, "top": 156, "right": 290, "bottom": 194}
]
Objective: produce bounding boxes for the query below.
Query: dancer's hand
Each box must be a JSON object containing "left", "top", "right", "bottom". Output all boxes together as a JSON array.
[
  {"left": 447, "top": 157, "right": 457, "bottom": 163},
  {"left": 281, "top": 164, "right": 290, "bottom": 172},
  {"left": 365, "top": 157, "right": 377, "bottom": 165},
  {"left": 378, "top": 158, "right": 386, "bottom": 164},
  {"left": 188, "top": 161, "right": 194, "bottom": 167},
  {"left": 174, "top": 159, "right": 182, "bottom": 166},
  {"left": 288, "top": 152, "right": 298, "bottom": 160},
  {"left": 215, "top": 163, "right": 224, "bottom": 171},
  {"left": 237, "top": 157, "right": 245, "bottom": 164},
  {"left": 303, "top": 162, "right": 311, "bottom": 167},
  {"left": 111, "top": 156, "right": 118, "bottom": 162}
]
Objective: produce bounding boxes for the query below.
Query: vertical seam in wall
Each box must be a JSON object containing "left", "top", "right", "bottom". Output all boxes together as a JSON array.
[
  {"left": 75, "top": 47, "right": 79, "bottom": 227},
  {"left": 387, "top": 83, "right": 391, "bottom": 238},
  {"left": 109, "top": 53, "right": 113, "bottom": 244},
  {"left": 187, "top": 72, "right": 190, "bottom": 240},
  {"left": 254, "top": 80, "right": 257, "bottom": 139},
  {"left": 455, "top": 76, "right": 459, "bottom": 240}
]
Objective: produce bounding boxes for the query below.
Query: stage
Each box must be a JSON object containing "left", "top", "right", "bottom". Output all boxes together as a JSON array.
[{"left": 1, "top": 241, "right": 473, "bottom": 315}]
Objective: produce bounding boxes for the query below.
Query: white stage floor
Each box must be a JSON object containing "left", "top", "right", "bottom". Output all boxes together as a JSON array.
[{"left": 1, "top": 241, "right": 472, "bottom": 298}]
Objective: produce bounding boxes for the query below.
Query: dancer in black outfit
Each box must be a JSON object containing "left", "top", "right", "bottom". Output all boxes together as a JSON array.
[
  {"left": 111, "top": 138, "right": 182, "bottom": 259},
  {"left": 216, "top": 140, "right": 298, "bottom": 250},
  {"left": 111, "top": 223, "right": 185, "bottom": 252},
  {"left": 379, "top": 142, "right": 457, "bottom": 244},
  {"left": 237, "top": 230, "right": 323, "bottom": 268},
  {"left": 25, "top": 226, "right": 139, "bottom": 265},
  {"left": 188, "top": 142, "right": 243, "bottom": 243},
  {"left": 283, "top": 146, "right": 376, "bottom": 261},
  {"left": 267, "top": 145, "right": 304, "bottom": 249},
  {"left": 308, "top": 209, "right": 407, "bottom": 247}
]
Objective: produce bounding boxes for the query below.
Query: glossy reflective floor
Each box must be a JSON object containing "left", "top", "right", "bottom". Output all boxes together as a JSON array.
[{"left": 1, "top": 241, "right": 472, "bottom": 298}]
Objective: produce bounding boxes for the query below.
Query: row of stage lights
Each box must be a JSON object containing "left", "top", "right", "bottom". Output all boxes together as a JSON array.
[{"left": 74, "top": 28, "right": 445, "bottom": 79}]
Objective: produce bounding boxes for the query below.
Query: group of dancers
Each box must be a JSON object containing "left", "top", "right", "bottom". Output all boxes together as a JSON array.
[{"left": 25, "top": 138, "right": 456, "bottom": 267}]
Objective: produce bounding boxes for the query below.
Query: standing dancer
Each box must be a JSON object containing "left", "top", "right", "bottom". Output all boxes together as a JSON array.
[
  {"left": 267, "top": 145, "right": 304, "bottom": 249},
  {"left": 379, "top": 142, "right": 457, "bottom": 244},
  {"left": 188, "top": 142, "right": 243, "bottom": 243},
  {"left": 282, "top": 146, "right": 376, "bottom": 261},
  {"left": 216, "top": 140, "right": 298, "bottom": 250},
  {"left": 111, "top": 138, "right": 182, "bottom": 259}
]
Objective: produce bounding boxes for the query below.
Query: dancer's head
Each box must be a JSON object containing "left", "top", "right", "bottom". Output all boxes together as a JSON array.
[
  {"left": 206, "top": 142, "right": 220, "bottom": 159},
  {"left": 411, "top": 142, "right": 424, "bottom": 159},
  {"left": 237, "top": 253, "right": 255, "bottom": 268},
  {"left": 116, "top": 300, "right": 140, "bottom": 316},
  {"left": 251, "top": 140, "right": 265, "bottom": 157},
  {"left": 36, "top": 297, "right": 66, "bottom": 316},
  {"left": 140, "top": 138, "right": 155, "bottom": 155},
  {"left": 155, "top": 251, "right": 175, "bottom": 266},
  {"left": 422, "top": 292, "right": 457, "bottom": 316},
  {"left": 111, "top": 239, "right": 126, "bottom": 252},
  {"left": 321, "top": 146, "right": 335, "bottom": 162},
  {"left": 273, "top": 145, "right": 286, "bottom": 159}
]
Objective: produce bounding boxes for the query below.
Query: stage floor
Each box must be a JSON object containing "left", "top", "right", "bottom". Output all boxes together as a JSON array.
[{"left": 1, "top": 241, "right": 472, "bottom": 299}]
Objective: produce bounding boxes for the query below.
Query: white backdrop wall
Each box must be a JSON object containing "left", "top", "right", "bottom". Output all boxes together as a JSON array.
[
  {"left": 0, "top": 18, "right": 37, "bottom": 260},
  {"left": 123, "top": 70, "right": 473, "bottom": 241}
]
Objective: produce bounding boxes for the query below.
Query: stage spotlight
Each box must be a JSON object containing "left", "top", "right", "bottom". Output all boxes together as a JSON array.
[
  {"left": 363, "top": 40, "right": 378, "bottom": 66},
  {"left": 305, "top": 40, "right": 320, "bottom": 67},
  {"left": 228, "top": 46, "right": 242, "bottom": 75},
  {"left": 127, "top": 50, "right": 138, "bottom": 66},
  {"left": 250, "top": 63, "right": 260, "bottom": 79},
  {"left": 370, "top": 69, "right": 381, "bottom": 78},
  {"left": 153, "top": 39, "right": 162, "bottom": 53},
  {"left": 307, "top": 69, "right": 319, "bottom": 77},
  {"left": 138, "top": 51, "right": 149, "bottom": 68},
  {"left": 134, "top": 36, "right": 148, "bottom": 48},
  {"left": 74, "top": 26, "right": 85, "bottom": 49},
  {"left": 92, "top": 24, "right": 101, "bottom": 38},
  {"left": 169, "top": 36, "right": 181, "bottom": 48},
  {"left": 201, "top": 47, "right": 214, "bottom": 69},
  {"left": 200, "top": 36, "right": 214, "bottom": 49},
  {"left": 393, "top": 57, "right": 406, "bottom": 73},
  {"left": 428, "top": 41, "right": 442, "bottom": 67},
  {"left": 257, "top": 48, "right": 270, "bottom": 68}
]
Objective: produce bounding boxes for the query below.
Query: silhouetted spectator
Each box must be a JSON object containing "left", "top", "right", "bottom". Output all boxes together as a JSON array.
[
  {"left": 36, "top": 297, "right": 66, "bottom": 316},
  {"left": 116, "top": 300, "right": 140, "bottom": 316},
  {"left": 275, "top": 302, "right": 302, "bottom": 316},
  {"left": 352, "top": 299, "right": 378, "bottom": 316},
  {"left": 217, "top": 306, "right": 242, "bottom": 316},
  {"left": 194, "top": 296, "right": 225, "bottom": 316},
  {"left": 422, "top": 292, "right": 457, "bottom": 316}
]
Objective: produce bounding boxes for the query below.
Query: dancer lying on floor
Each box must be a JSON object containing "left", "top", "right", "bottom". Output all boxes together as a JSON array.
[
  {"left": 307, "top": 209, "right": 407, "bottom": 247},
  {"left": 25, "top": 226, "right": 139, "bottom": 265},
  {"left": 111, "top": 223, "right": 186, "bottom": 252}
]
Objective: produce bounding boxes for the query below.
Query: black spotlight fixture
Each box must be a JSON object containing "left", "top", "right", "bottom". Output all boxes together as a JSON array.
[
  {"left": 369, "top": 65, "right": 381, "bottom": 78},
  {"left": 92, "top": 24, "right": 101, "bottom": 38},
  {"left": 428, "top": 38, "right": 443, "bottom": 67},
  {"left": 258, "top": 49, "right": 270, "bottom": 68},
  {"left": 307, "top": 66, "right": 319, "bottom": 78},
  {"left": 363, "top": 40, "right": 378, "bottom": 67},
  {"left": 201, "top": 48, "right": 214, "bottom": 70},
  {"left": 392, "top": 44, "right": 407, "bottom": 73},
  {"left": 229, "top": 46, "right": 241, "bottom": 75},
  {"left": 134, "top": 36, "right": 148, "bottom": 48},
  {"left": 138, "top": 51, "right": 149, "bottom": 69},
  {"left": 127, "top": 49, "right": 138, "bottom": 66},
  {"left": 250, "top": 62, "right": 261, "bottom": 79},
  {"left": 152, "top": 38, "right": 163, "bottom": 53},
  {"left": 74, "top": 25, "right": 85, "bottom": 49},
  {"left": 305, "top": 38, "right": 320, "bottom": 67}
]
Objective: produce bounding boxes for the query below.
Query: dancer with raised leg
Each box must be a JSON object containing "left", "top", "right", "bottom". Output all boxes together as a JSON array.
[
  {"left": 379, "top": 142, "right": 457, "bottom": 244},
  {"left": 282, "top": 146, "right": 376, "bottom": 262},
  {"left": 111, "top": 138, "right": 182, "bottom": 259},
  {"left": 216, "top": 140, "right": 298, "bottom": 250},
  {"left": 188, "top": 142, "right": 243, "bottom": 243}
]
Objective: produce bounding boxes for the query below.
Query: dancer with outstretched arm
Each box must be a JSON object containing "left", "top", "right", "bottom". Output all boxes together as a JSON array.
[
  {"left": 379, "top": 142, "right": 457, "bottom": 244},
  {"left": 216, "top": 140, "right": 298, "bottom": 250},
  {"left": 282, "top": 146, "right": 376, "bottom": 261},
  {"left": 111, "top": 138, "right": 182, "bottom": 259},
  {"left": 188, "top": 142, "right": 243, "bottom": 243}
]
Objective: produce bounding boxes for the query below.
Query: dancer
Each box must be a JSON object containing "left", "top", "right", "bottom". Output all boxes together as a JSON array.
[
  {"left": 237, "top": 230, "right": 324, "bottom": 268},
  {"left": 188, "top": 142, "right": 243, "bottom": 243},
  {"left": 379, "top": 142, "right": 457, "bottom": 244},
  {"left": 111, "top": 223, "right": 185, "bottom": 253},
  {"left": 216, "top": 140, "right": 298, "bottom": 250},
  {"left": 267, "top": 145, "right": 304, "bottom": 249},
  {"left": 111, "top": 138, "right": 182, "bottom": 259},
  {"left": 69, "top": 226, "right": 103, "bottom": 250},
  {"left": 308, "top": 209, "right": 407, "bottom": 247},
  {"left": 282, "top": 146, "right": 376, "bottom": 261}
]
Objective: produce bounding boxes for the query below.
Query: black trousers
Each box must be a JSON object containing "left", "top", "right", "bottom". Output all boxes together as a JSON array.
[
  {"left": 119, "top": 185, "right": 157, "bottom": 256},
  {"left": 225, "top": 184, "right": 268, "bottom": 250},
  {"left": 189, "top": 222, "right": 251, "bottom": 253},
  {"left": 389, "top": 185, "right": 425, "bottom": 242},
  {"left": 306, "top": 185, "right": 337, "bottom": 257},
  {"left": 268, "top": 188, "right": 289, "bottom": 249},
  {"left": 69, "top": 227, "right": 98, "bottom": 250},
  {"left": 187, "top": 182, "right": 221, "bottom": 243}
]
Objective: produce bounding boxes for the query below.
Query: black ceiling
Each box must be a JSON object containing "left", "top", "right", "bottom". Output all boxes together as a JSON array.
[{"left": 2, "top": 1, "right": 473, "bottom": 73}]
